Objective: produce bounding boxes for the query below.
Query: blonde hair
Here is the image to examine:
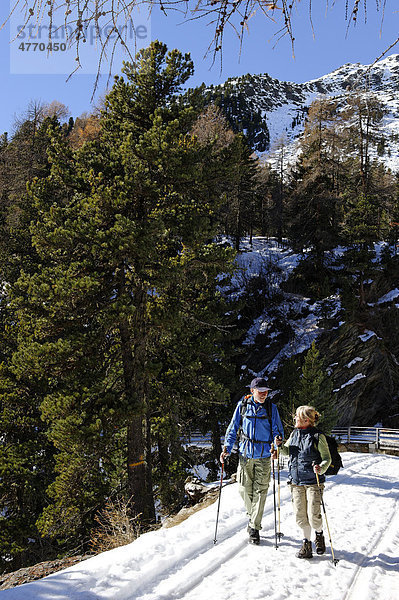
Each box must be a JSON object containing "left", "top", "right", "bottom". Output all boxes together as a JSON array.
[{"left": 295, "top": 405, "right": 320, "bottom": 427}]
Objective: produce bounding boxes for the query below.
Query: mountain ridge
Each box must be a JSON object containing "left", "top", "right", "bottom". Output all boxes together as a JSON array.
[{"left": 208, "top": 53, "right": 399, "bottom": 171}]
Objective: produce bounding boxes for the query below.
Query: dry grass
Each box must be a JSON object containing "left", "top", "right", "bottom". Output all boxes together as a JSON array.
[{"left": 89, "top": 497, "right": 140, "bottom": 553}]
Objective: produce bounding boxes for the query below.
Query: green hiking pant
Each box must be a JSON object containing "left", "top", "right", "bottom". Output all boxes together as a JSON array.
[{"left": 237, "top": 455, "right": 271, "bottom": 531}]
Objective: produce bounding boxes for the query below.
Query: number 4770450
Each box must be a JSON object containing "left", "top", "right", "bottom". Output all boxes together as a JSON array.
[{"left": 18, "top": 42, "right": 67, "bottom": 51}]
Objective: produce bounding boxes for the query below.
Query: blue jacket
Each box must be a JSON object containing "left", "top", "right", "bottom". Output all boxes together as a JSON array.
[{"left": 224, "top": 395, "right": 284, "bottom": 459}]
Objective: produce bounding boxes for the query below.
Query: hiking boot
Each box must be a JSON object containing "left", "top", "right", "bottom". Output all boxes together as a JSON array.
[
  {"left": 296, "top": 539, "right": 312, "bottom": 559},
  {"left": 247, "top": 526, "right": 260, "bottom": 545},
  {"left": 315, "top": 531, "right": 326, "bottom": 555}
]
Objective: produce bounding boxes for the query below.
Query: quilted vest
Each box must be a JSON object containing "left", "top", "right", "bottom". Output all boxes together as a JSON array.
[{"left": 288, "top": 427, "right": 325, "bottom": 485}]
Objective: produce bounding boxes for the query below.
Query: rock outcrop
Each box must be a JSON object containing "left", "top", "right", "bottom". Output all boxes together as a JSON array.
[{"left": 0, "top": 556, "right": 92, "bottom": 590}]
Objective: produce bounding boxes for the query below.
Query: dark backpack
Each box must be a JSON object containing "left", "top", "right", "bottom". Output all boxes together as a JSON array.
[{"left": 315, "top": 432, "right": 343, "bottom": 475}]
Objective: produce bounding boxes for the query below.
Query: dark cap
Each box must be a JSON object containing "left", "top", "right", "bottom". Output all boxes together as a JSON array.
[{"left": 249, "top": 377, "right": 271, "bottom": 391}]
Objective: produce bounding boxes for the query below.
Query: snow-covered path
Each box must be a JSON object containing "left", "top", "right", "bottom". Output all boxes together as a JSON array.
[{"left": 2, "top": 453, "right": 398, "bottom": 600}]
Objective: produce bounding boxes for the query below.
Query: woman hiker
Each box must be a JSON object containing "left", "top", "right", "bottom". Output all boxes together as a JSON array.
[
  {"left": 274, "top": 405, "right": 331, "bottom": 558},
  {"left": 220, "top": 377, "right": 284, "bottom": 545}
]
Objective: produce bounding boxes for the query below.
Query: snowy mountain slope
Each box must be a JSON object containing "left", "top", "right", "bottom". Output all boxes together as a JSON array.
[
  {"left": 217, "top": 54, "right": 399, "bottom": 172},
  {"left": 228, "top": 237, "right": 399, "bottom": 426},
  {"left": 2, "top": 452, "right": 398, "bottom": 600},
  {"left": 233, "top": 237, "right": 340, "bottom": 379}
]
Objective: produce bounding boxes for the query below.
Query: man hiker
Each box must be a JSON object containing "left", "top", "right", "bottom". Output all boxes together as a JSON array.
[{"left": 220, "top": 377, "right": 284, "bottom": 544}]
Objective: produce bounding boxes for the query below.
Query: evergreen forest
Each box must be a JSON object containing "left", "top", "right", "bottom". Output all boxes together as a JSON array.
[{"left": 1, "top": 41, "right": 399, "bottom": 573}]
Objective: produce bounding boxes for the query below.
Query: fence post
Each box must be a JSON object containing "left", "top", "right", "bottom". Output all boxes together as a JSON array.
[
  {"left": 347, "top": 427, "right": 351, "bottom": 444},
  {"left": 376, "top": 428, "right": 380, "bottom": 449}
]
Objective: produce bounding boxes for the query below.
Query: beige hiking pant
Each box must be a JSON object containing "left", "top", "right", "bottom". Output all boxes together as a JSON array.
[
  {"left": 290, "top": 483, "right": 324, "bottom": 540},
  {"left": 237, "top": 455, "right": 271, "bottom": 531}
]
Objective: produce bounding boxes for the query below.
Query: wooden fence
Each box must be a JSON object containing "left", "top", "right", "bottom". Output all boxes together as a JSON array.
[
  {"left": 182, "top": 427, "right": 399, "bottom": 452},
  {"left": 331, "top": 427, "right": 399, "bottom": 451}
]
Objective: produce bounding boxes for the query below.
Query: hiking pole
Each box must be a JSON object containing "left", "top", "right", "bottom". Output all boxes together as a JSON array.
[
  {"left": 271, "top": 444, "right": 278, "bottom": 549},
  {"left": 315, "top": 470, "right": 339, "bottom": 566},
  {"left": 276, "top": 445, "right": 284, "bottom": 541},
  {"left": 213, "top": 461, "right": 224, "bottom": 544}
]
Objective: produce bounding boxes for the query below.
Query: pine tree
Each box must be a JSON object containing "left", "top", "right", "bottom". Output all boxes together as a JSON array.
[
  {"left": 221, "top": 134, "right": 259, "bottom": 249},
  {"left": 10, "top": 41, "right": 237, "bottom": 544},
  {"left": 0, "top": 112, "right": 68, "bottom": 283},
  {"left": 0, "top": 112, "right": 64, "bottom": 571},
  {"left": 286, "top": 98, "right": 340, "bottom": 270},
  {"left": 294, "top": 342, "right": 336, "bottom": 433},
  {"left": 0, "top": 312, "right": 56, "bottom": 571},
  {"left": 341, "top": 93, "right": 385, "bottom": 199},
  {"left": 266, "top": 135, "right": 290, "bottom": 242}
]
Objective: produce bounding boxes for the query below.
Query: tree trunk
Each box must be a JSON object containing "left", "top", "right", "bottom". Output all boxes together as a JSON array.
[
  {"left": 119, "top": 276, "right": 155, "bottom": 522},
  {"left": 157, "top": 431, "right": 169, "bottom": 478},
  {"left": 358, "top": 270, "right": 366, "bottom": 308},
  {"left": 125, "top": 378, "right": 155, "bottom": 522},
  {"left": 278, "top": 150, "right": 284, "bottom": 244},
  {"left": 127, "top": 414, "right": 149, "bottom": 519}
]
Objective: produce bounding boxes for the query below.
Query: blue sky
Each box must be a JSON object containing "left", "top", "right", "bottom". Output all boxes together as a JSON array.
[{"left": 0, "top": 1, "right": 398, "bottom": 135}]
